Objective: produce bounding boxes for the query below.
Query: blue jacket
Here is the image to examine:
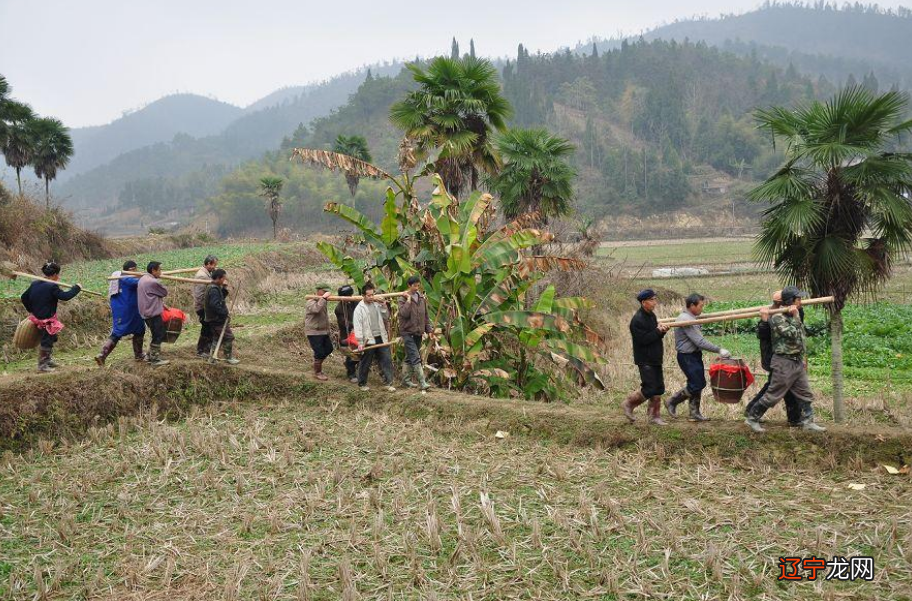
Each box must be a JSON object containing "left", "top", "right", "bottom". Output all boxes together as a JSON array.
[{"left": 111, "top": 277, "right": 146, "bottom": 337}]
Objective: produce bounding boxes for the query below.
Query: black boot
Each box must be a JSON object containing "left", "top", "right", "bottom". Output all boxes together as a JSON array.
[
  {"left": 132, "top": 334, "right": 147, "bottom": 361},
  {"left": 665, "top": 388, "right": 688, "bottom": 418},
  {"left": 95, "top": 337, "right": 118, "bottom": 366},
  {"left": 688, "top": 393, "right": 708, "bottom": 422},
  {"left": 149, "top": 343, "right": 169, "bottom": 367},
  {"left": 745, "top": 401, "right": 770, "bottom": 433}
]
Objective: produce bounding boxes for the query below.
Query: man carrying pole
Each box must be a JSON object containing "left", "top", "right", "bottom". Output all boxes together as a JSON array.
[
  {"left": 744, "top": 286, "right": 827, "bottom": 433},
  {"left": 137, "top": 261, "right": 170, "bottom": 367},
  {"left": 20, "top": 262, "right": 82, "bottom": 373},
  {"left": 204, "top": 268, "right": 239, "bottom": 365},
  {"left": 398, "top": 275, "right": 433, "bottom": 391},
  {"left": 352, "top": 282, "right": 396, "bottom": 392},
  {"left": 666, "top": 293, "right": 731, "bottom": 421},
  {"left": 305, "top": 283, "right": 334, "bottom": 381},
  {"left": 744, "top": 290, "right": 804, "bottom": 427},
  {"left": 192, "top": 255, "right": 217, "bottom": 358},
  {"left": 334, "top": 284, "right": 359, "bottom": 383},
  {"left": 622, "top": 289, "right": 669, "bottom": 425},
  {"left": 96, "top": 260, "right": 147, "bottom": 366}
]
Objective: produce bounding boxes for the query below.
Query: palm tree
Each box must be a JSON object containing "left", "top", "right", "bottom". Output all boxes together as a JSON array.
[
  {"left": 488, "top": 128, "right": 576, "bottom": 225},
  {"left": 390, "top": 56, "right": 513, "bottom": 198},
  {"left": 751, "top": 87, "right": 912, "bottom": 422},
  {"left": 259, "top": 176, "right": 284, "bottom": 239},
  {"left": 0, "top": 75, "right": 37, "bottom": 196},
  {"left": 31, "top": 117, "right": 74, "bottom": 208},
  {"left": 332, "top": 134, "right": 372, "bottom": 196}
]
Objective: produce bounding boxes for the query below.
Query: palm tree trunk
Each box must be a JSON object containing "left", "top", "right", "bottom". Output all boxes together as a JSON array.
[
  {"left": 15, "top": 167, "right": 22, "bottom": 196},
  {"left": 45, "top": 177, "right": 50, "bottom": 209},
  {"left": 830, "top": 310, "right": 845, "bottom": 423}
]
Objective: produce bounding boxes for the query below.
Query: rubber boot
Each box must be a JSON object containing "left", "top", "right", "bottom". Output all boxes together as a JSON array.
[
  {"left": 314, "top": 359, "right": 328, "bottom": 381},
  {"left": 799, "top": 401, "right": 826, "bottom": 432},
  {"left": 648, "top": 397, "right": 667, "bottom": 426},
  {"left": 402, "top": 362, "right": 417, "bottom": 388},
  {"left": 37, "top": 346, "right": 55, "bottom": 373},
  {"left": 46, "top": 353, "right": 61, "bottom": 369},
  {"left": 414, "top": 364, "right": 431, "bottom": 391},
  {"left": 622, "top": 390, "right": 647, "bottom": 423},
  {"left": 149, "top": 344, "right": 169, "bottom": 367},
  {"left": 665, "top": 388, "right": 688, "bottom": 418},
  {"left": 223, "top": 341, "right": 240, "bottom": 365},
  {"left": 132, "top": 335, "right": 147, "bottom": 362},
  {"left": 95, "top": 337, "right": 117, "bottom": 367},
  {"left": 745, "top": 401, "right": 770, "bottom": 433},
  {"left": 688, "top": 393, "right": 709, "bottom": 422}
]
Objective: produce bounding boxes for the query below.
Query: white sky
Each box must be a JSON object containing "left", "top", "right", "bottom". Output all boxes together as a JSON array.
[{"left": 1, "top": 0, "right": 910, "bottom": 128}]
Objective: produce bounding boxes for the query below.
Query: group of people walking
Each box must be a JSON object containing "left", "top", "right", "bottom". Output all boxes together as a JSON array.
[
  {"left": 623, "top": 286, "right": 826, "bottom": 433},
  {"left": 305, "top": 275, "right": 436, "bottom": 391},
  {"left": 18, "top": 257, "right": 826, "bottom": 431},
  {"left": 19, "top": 256, "right": 238, "bottom": 372}
]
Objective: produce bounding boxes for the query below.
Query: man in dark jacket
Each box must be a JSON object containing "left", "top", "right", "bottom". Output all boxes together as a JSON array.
[
  {"left": 334, "top": 285, "right": 359, "bottom": 383},
  {"left": 204, "top": 269, "right": 239, "bottom": 365},
  {"left": 398, "top": 275, "right": 433, "bottom": 390},
  {"left": 20, "top": 261, "right": 82, "bottom": 372},
  {"left": 623, "top": 289, "right": 669, "bottom": 425},
  {"left": 744, "top": 290, "right": 803, "bottom": 426}
]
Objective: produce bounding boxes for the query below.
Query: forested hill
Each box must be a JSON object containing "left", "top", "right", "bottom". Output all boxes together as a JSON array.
[
  {"left": 586, "top": 3, "right": 912, "bottom": 91},
  {"left": 205, "top": 40, "right": 833, "bottom": 236},
  {"left": 59, "top": 63, "right": 403, "bottom": 211},
  {"left": 66, "top": 94, "right": 243, "bottom": 178}
]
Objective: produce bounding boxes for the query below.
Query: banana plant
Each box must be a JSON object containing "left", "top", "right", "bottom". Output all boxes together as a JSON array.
[{"left": 304, "top": 159, "right": 605, "bottom": 400}]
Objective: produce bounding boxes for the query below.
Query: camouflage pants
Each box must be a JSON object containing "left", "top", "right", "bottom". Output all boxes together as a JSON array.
[{"left": 760, "top": 354, "right": 813, "bottom": 408}]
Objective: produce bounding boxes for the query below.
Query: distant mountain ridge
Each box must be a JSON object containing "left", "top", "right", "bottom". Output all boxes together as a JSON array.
[
  {"left": 582, "top": 3, "right": 912, "bottom": 89},
  {"left": 59, "top": 62, "right": 404, "bottom": 211},
  {"left": 66, "top": 94, "right": 243, "bottom": 179}
]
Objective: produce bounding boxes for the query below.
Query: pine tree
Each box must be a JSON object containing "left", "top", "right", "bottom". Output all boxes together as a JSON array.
[
  {"left": 451, "top": 38, "right": 460, "bottom": 59},
  {"left": 469, "top": 39, "right": 476, "bottom": 58}
]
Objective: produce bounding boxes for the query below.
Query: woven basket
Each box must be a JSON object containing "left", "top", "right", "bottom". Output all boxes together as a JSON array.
[
  {"left": 710, "top": 357, "right": 750, "bottom": 404},
  {"left": 13, "top": 318, "right": 41, "bottom": 350},
  {"left": 164, "top": 317, "right": 183, "bottom": 344}
]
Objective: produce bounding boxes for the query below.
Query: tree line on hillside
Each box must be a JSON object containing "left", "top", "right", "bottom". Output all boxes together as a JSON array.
[
  {"left": 208, "top": 38, "right": 850, "bottom": 236},
  {"left": 0, "top": 74, "right": 74, "bottom": 207}
]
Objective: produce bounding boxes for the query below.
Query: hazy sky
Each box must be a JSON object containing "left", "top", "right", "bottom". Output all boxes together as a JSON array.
[{"left": 1, "top": 0, "right": 909, "bottom": 128}]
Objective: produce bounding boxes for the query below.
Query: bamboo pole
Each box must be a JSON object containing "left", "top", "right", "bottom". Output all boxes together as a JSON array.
[
  {"left": 351, "top": 337, "right": 401, "bottom": 353},
  {"left": 660, "top": 296, "right": 835, "bottom": 324},
  {"left": 162, "top": 267, "right": 202, "bottom": 275},
  {"left": 2, "top": 270, "right": 105, "bottom": 297},
  {"left": 666, "top": 296, "right": 835, "bottom": 328},
  {"left": 108, "top": 271, "right": 211, "bottom": 284},
  {"left": 305, "top": 292, "right": 404, "bottom": 302}
]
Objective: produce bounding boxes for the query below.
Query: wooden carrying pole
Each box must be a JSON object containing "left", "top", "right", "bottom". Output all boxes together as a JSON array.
[
  {"left": 1, "top": 269, "right": 105, "bottom": 297},
  {"left": 351, "top": 337, "right": 401, "bottom": 354},
  {"left": 162, "top": 267, "right": 202, "bottom": 275},
  {"left": 305, "top": 292, "right": 403, "bottom": 302},
  {"left": 109, "top": 271, "right": 211, "bottom": 284},
  {"left": 667, "top": 296, "right": 835, "bottom": 328},
  {"left": 660, "top": 296, "right": 836, "bottom": 324}
]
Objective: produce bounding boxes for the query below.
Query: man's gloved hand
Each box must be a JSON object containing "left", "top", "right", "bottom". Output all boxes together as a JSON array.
[{"left": 720, "top": 348, "right": 732, "bottom": 359}]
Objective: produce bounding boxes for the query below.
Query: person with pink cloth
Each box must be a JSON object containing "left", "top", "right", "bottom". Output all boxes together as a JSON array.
[{"left": 20, "top": 261, "right": 82, "bottom": 372}]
